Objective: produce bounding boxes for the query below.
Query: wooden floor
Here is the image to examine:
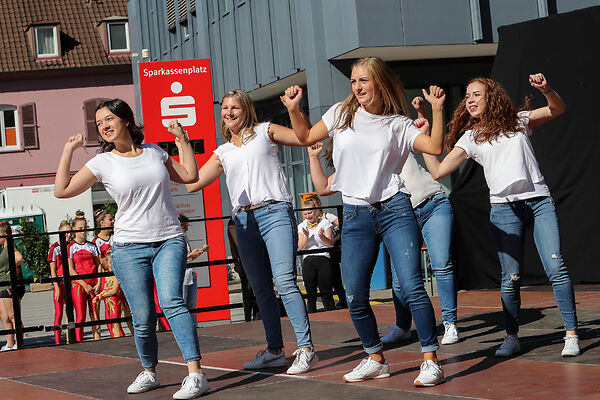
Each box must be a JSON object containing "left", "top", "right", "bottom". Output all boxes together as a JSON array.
[{"left": 2, "top": 287, "right": 600, "bottom": 399}]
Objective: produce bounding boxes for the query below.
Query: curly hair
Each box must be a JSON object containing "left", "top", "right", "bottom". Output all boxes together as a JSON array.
[
  {"left": 332, "top": 57, "right": 410, "bottom": 132},
  {"left": 220, "top": 89, "right": 258, "bottom": 143},
  {"left": 445, "top": 77, "right": 531, "bottom": 152},
  {"left": 96, "top": 99, "right": 144, "bottom": 153}
]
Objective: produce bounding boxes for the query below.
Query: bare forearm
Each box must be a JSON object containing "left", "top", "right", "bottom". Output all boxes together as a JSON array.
[
  {"left": 55, "top": 149, "right": 74, "bottom": 197},
  {"left": 423, "top": 154, "right": 444, "bottom": 180},
  {"left": 178, "top": 136, "right": 199, "bottom": 181},
  {"left": 298, "top": 235, "right": 308, "bottom": 250},
  {"left": 308, "top": 156, "right": 330, "bottom": 195},
  {"left": 429, "top": 106, "right": 444, "bottom": 155},
  {"left": 288, "top": 107, "right": 311, "bottom": 144},
  {"left": 544, "top": 88, "right": 566, "bottom": 115}
]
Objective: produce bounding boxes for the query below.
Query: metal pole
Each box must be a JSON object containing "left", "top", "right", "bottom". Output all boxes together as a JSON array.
[
  {"left": 6, "top": 234, "right": 24, "bottom": 349},
  {"left": 59, "top": 232, "right": 76, "bottom": 343}
]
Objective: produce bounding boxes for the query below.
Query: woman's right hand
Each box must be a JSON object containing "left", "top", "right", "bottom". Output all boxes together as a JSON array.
[
  {"left": 83, "top": 283, "right": 94, "bottom": 294},
  {"left": 422, "top": 86, "right": 446, "bottom": 108},
  {"left": 307, "top": 142, "right": 323, "bottom": 158},
  {"left": 53, "top": 286, "right": 61, "bottom": 302},
  {"left": 411, "top": 96, "right": 425, "bottom": 110},
  {"left": 280, "top": 85, "right": 303, "bottom": 111},
  {"left": 64, "top": 134, "right": 84, "bottom": 153}
]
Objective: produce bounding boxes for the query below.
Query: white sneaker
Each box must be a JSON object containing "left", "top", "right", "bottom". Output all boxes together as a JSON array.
[
  {"left": 495, "top": 335, "right": 520, "bottom": 357},
  {"left": 243, "top": 349, "right": 287, "bottom": 369},
  {"left": 562, "top": 335, "right": 580, "bottom": 357},
  {"left": 441, "top": 321, "right": 460, "bottom": 345},
  {"left": 0, "top": 344, "right": 16, "bottom": 352},
  {"left": 286, "top": 348, "right": 319, "bottom": 374},
  {"left": 413, "top": 360, "right": 444, "bottom": 387},
  {"left": 343, "top": 357, "right": 390, "bottom": 383},
  {"left": 127, "top": 370, "right": 160, "bottom": 394},
  {"left": 173, "top": 373, "right": 210, "bottom": 399},
  {"left": 380, "top": 324, "right": 411, "bottom": 344}
]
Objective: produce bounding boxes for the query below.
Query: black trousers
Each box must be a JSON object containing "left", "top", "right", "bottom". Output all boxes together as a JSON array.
[{"left": 302, "top": 255, "right": 335, "bottom": 312}]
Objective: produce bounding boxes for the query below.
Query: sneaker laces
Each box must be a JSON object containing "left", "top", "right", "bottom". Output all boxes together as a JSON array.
[
  {"left": 291, "top": 349, "right": 311, "bottom": 366},
  {"left": 352, "top": 358, "right": 370, "bottom": 372},
  {"left": 181, "top": 375, "right": 200, "bottom": 391},
  {"left": 134, "top": 371, "right": 155, "bottom": 384},
  {"left": 499, "top": 336, "right": 516, "bottom": 351}
]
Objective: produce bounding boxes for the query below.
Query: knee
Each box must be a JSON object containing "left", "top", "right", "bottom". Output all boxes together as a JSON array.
[
  {"left": 273, "top": 272, "right": 298, "bottom": 296},
  {"left": 501, "top": 273, "right": 520, "bottom": 290}
]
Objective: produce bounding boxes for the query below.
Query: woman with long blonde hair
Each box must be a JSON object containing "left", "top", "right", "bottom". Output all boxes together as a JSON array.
[
  {"left": 282, "top": 56, "right": 446, "bottom": 386},
  {"left": 423, "top": 73, "right": 578, "bottom": 357}
]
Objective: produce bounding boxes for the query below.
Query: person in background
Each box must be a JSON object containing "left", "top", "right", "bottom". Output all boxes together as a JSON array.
[
  {"left": 178, "top": 213, "right": 209, "bottom": 311},
  {"left": 48, "top": 221, "right": 73, "bottom": 344},
  {"left": 93, "top": 247, "right": 125, "bottom": 337},
  {"left": 0, "top": 222, "right": 24, "bottom": 351}
]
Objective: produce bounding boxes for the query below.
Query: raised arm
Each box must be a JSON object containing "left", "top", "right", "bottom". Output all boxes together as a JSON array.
[
  {"left": 412, "top": 96, "right": 428, "bottom": 120},
  {"left": 423, "top": 147, "right": 468, "bottom": 180},
  {"left": 175, "top": 138, "right": 224, "bottom": 193},
  {"left": 54, "top": 134, "right": 98, "bottom": 198},
  {"left": 307, "top": 142, "right": 336, "bottom": 196},
  {"left": 281, "top": 86, "right": 330, "bottom": 145},
  {"left": 527, "top": 73, "right": 566, "bottom": 127},
  {"left": 413, "top": 86, "right": 446, "bottom": 156},
  {"left": 164, "top": 120, "right": 199, "bottom": 184}
]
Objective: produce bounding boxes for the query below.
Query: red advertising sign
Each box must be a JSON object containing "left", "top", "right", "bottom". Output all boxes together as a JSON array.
[{"left": 139, "top": 59, "right": 229, "bottom": 322}]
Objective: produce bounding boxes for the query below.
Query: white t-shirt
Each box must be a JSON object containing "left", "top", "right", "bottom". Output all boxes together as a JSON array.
[
  {"left": 85, "top": 143, "right": 183, "bottom": 242},
  {"left": 399, "top": 153, "right": 445, "bottom": 208},
  {"left": 183, "top": 236, "right": 195, "bottom": 286},
  {"left": 455, "top": 111, "right": 550, "bottom": 203},
  {"left": 322, "top": 212, "right": 339, "bottom": 237},
  {"left": 298, "top": 217, "right": 333, "bottom": 258},
  {"left": 322, "top": 103, "right": 422, "bottom": 205},
  {"left": 213, "top": 122, "right": 292, "bottom": 215}
]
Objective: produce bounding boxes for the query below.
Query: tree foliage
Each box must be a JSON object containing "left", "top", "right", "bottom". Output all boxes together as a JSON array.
[{"left": 17, "top": 218, "right": 50, "bottom": 278}]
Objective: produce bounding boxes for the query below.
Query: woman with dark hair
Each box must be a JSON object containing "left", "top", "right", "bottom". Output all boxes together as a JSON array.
[
  {"left": 423, "top": 73, "right": 578, "bottom": 357},
  {"left": 0, "top": 222, "right": 24, "bottom": 351},
  {"left": 179, "top": 89, "right": 318, "bottom": 375},
  {"left": 54, "top": 99, "right": 210, "bottom": 399},
  {"left": 282, "top": 56, "right": 446, "bottom": 386}
]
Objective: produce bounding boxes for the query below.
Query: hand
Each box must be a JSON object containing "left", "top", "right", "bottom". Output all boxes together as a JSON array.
[
  {"left": 411, "top": 96, "right": 425, "bottom": 110},
  {"left": 302, "top": 227, "right": 309, "bottom": 237},
  {"left": 318, "top": 228, "right": 326, "bottom": 239},
  {"left": 307, "top": 142, "right": 324, "bottom": 158},
  {"left": 83, "top": 284, "right": 94, "bottom": 294},
  {"left": 92, "top": 294, "right": 102, "bottom": 304},
  {"left": 167, "top": 119, "right": 187, "bottom": 140},
  {"left": 280, "top": 85, "right": 303, "bottom": 110},
  {"left": 54, "top": 286, "right": 61, "bottom": 302},
  {"left": 529, "top": 73, "right": 550, "bottom": 93},
  {"left": 422, "top": 86, "right": 446, "bottom": 108},
  {"left": 200, "top": 244, "right": 209, "bottom": 253},
  {"left": 64, "top": 134, "right": 84, "bottom": 152},
  {"left": 190, "top": 248, "right": 202, "bottom": 259},
  {"left": 414, "top": 117, "right": 430, "bottom": 134}
]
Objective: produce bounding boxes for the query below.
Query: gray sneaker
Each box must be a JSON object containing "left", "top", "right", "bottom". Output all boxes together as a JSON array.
[
  {"left": 380, "top": 325, "right": 411, "bottom": 344},
  {"left": 173, "top": 374, "right": 210, "bottom": 399},
  {"left": 127, "top": 371, "right": 160, "bottom": 394},
  {"left": 562, "top": 335, "right": 580, "bottom": 357},
  {"left": 243, "top": 349, "right": 287, "bottom": 369},
  {"left": 495, "top": 335, "right": 520, "bottom": 357}
]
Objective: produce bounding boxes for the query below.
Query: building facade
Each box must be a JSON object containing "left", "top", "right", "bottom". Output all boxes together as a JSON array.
[{"left": 126, "top": 0, "right": 599, "bottom": 214}]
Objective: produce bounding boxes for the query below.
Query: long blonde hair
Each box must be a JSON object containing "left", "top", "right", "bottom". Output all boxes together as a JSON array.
[
  {"left": 220, "top": 89, "right": 258, "bottom": 143},
  {"left": 332, "top": 57, "right": 410, "bottom": 131}
]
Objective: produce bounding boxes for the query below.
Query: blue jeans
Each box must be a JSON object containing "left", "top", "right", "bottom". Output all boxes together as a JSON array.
[
  {"left": 392, "top": 193, "right": 457, "bottom": 329},
  {"left": 111, "top": 235, "right": 201, "bottom": 369},
  {"left": 234, "top": 201, "right": 312, "bottom": 350},
  {"left": 490, "top": 196, "right": 577, "bottom": 334},
  {"left": 341, "top": 192, "right": 439, "bottom": 353}
]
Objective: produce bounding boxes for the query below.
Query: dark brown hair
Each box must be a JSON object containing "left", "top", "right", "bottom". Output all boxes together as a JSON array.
[{"left": 96, "top": 99, "right": 144, "bottom": 153}]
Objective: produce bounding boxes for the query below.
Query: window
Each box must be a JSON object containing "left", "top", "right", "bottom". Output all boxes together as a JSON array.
[
  {"left": 83, "top": 98, "right": 109, "bottom": 146},
  {"left": 0, "top": 106, "right": 19, "bottom": 151},
  {"left": 0, "top": 104, "right": 38, "bottom": 152},
  {"left": 107, "top": 21, "right": 129, "bottom": 53},
  {"left": 34, "top": 25, "right": 59, "bottom": 58}
]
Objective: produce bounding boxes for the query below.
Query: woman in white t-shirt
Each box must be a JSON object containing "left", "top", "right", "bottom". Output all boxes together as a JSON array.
[
  {"left": 54, "top": 99, "right": 210, "bottom": 399},
  {"left": 423, "top": 74, "right": 578, "bottom": 358},
  {"left": 297, "top": 196, "right": 335, "bottom": 313},
  {"left": 282, "top": 57, "right": 446, "bottom": 386},
  {"left": 180, "top": 89, "right": 318, "bottom": 376}
]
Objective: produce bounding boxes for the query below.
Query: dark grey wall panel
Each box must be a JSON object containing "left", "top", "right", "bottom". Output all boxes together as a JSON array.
[
  {"left": 220, "top": 13, "right": 241, "bottom": 91},
  {"left": 556, "top": 0, "right": 600, "bottom": 13},
  {"left": 234, "top": 1, "right": 259, "bottom": 91},
  {"left": 355, "top": 0, "right": 403, "bottom": 47},
  {"left": 271, "top": 0, "right": 297, "bottom": 78},
  {"left": 487, "top": 0, "right": 539, "bottom": 42},
  {"left": 321, "top": 0, "right": 359, "bottom": 59},
  {"left": 251, "top": 0, "right": 277, "bottom": 86},
  {"left": 402, "top": 0, "right": 474, "bottom": 45},
  {"left": 208, "top": 21, "right": 225, "bottom": 99}
]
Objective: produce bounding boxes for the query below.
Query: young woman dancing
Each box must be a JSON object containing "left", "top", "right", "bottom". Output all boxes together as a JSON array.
[
  {"left": 179, "top": 89, "right": 318, "bottom": 375},
  {"left": 48, "top": 221, "right": 73, "bottom": 344},
  {"left": 422, "top": 73, "right": 578, "bottom": 357},
  {"left": 55, "top": 98, "right": 209, "bottom": 398},
  {"left": 283, "top": 56, "right": 446, "bottom": 386}
]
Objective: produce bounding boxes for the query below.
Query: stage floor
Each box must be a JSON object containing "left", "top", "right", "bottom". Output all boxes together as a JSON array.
[{"left": 2, "top": 286, "right": 600, "bottom": 399}]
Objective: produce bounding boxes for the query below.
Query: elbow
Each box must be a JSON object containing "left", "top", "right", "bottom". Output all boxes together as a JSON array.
[
  {"left": 430, "top": 171, "right": 442, "bottom": 181},
  {"left": 315, "top": 187, "right": 329, "bottom": 196},
  {"left": 54, "top": 189, "right": 66, "bottom": 198}
]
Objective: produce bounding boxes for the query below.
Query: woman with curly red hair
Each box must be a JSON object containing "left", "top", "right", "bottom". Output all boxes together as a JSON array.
[{"left": 424, "top": 73, "right": 578, "bottom": 357}]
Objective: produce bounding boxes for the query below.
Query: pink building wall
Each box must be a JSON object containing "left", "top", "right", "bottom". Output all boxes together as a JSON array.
[{"left": 0, "top": 70, "right": 135, "bottom": 188}]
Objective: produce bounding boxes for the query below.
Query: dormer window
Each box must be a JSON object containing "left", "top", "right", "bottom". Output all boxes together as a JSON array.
[
  {"left": 34, "top": 25, "right": 59, "bottom": 58},
  {"left": 107, "top": 21, "right": 129, "bottom": 53}
]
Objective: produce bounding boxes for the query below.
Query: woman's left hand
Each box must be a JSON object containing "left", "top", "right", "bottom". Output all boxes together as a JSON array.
[
  {"left": 167, "top": 119, "right": 187, "bottom": 140},
  {"left": 529, "top": 73, "right": 550, "bottom": 92},
  {"left": 414, "top": 117, "right": 430, "bottom": 133},
  {"left": 422, "top": 85, "right": 446, "bottom": 108}
]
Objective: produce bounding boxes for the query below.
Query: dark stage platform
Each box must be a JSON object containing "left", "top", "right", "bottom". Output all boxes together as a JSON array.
[{"left": 2, "top": 287, "right": 600, "bottom": 399}]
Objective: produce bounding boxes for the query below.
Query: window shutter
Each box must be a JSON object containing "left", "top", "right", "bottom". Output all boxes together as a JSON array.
[
  {"left": 20, "top": 103, "right": 38, "bottom": 149},
  {"left": 178, "top": 0, "right": 188, "bottom": 21},
  {"left": 83, "top": 98, "right": 109, "bottom": 146},
  {"left": 166, "top": 0, "right": 176, "bottom": 29},
  {"left": 190, "top": 0, "right": 195, "bottom": 13}
]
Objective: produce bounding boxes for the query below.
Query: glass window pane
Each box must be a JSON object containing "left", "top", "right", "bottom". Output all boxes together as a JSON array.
[
  {"left": 4, "top": 110, "right": 15, "bottom": 128},
  {"left": 292, "top": 164, "right": 307, "bottom": 206},
  {"left": 291, "top": 146, "right": 304, "bottom": 162},
  {"left": 109, "top": 23, "right": 128, "bottom": 51},
  {"left": 36, "top": 27, "right": 56, "bottom": 56},
  {"left": 5, "top": 128, "right": 16, "bottom": 146}
]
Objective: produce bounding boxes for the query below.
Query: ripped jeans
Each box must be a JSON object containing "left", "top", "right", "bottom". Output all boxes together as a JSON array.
[{"left": 490, "top": 196, "right": 577, "bottom": 335}]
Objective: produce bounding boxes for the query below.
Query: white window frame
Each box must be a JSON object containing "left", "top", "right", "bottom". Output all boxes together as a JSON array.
[
  {"left": 34, "top": 25, "right": 59, "bottom": 58},
  {"left": 107, "top": 21, "right": 130, "bottom": 53},
  {"left": 0, "top": 106, "right": 21, "bottom": 152}
]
